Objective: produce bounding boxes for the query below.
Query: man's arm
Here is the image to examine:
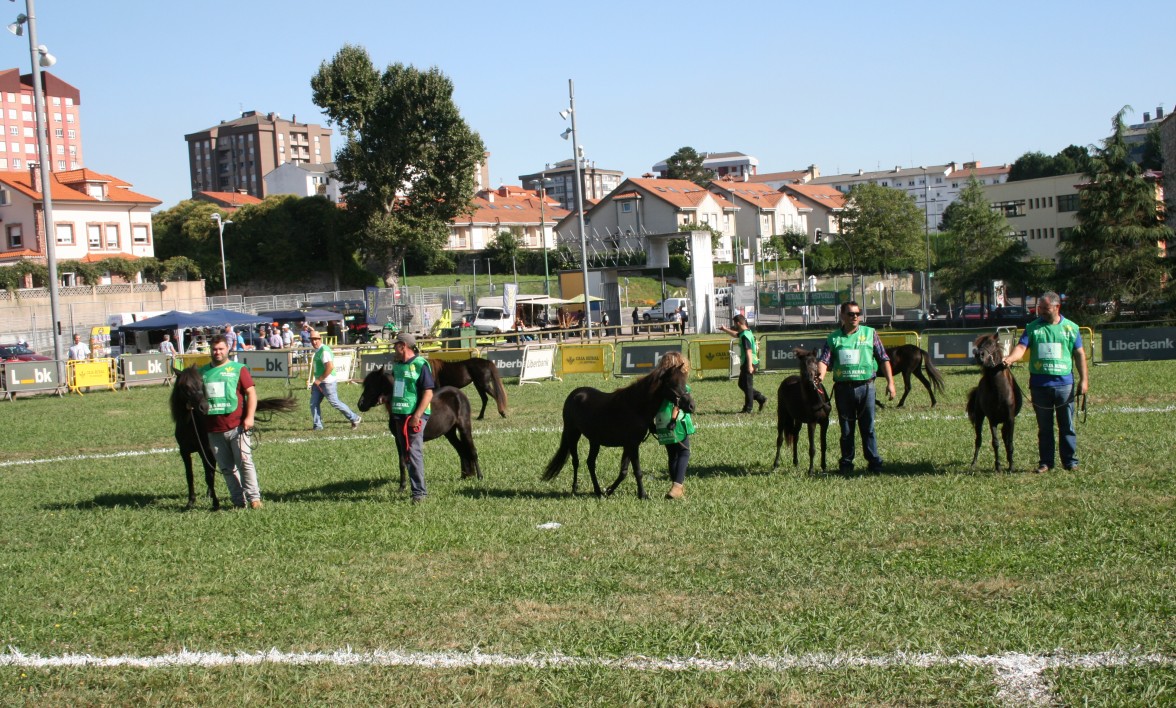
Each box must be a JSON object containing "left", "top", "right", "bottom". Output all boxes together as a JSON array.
[
  {"left": 1003, "top": 342, "right": 1028, "bottom": 367},
  {"left": 1074, "top": 346, "right": 1089, "bottom": 394},
  {"left": 243, "top": 385, "right": 257, "bottom": 431},
  {"left": 880, "top": 360, "right": 896, "bottom": 399}
]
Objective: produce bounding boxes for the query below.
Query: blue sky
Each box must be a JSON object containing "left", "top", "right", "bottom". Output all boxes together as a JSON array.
[{"left": 10, "top": 0, "right": 1173, "bottom": 209}]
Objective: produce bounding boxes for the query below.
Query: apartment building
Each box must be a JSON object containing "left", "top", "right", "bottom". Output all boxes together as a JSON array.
[
  {"left": 980, "top": 173, "right": 1084, "bottom": 262},
  {"left": 448, "top": 185, "right": 569, "bottom": 252},
  {"left": 185, "top": 111, "right": 332, "bottom": 199},
  {"left": 0, "top": 69, "right": 82, "bottom": 173},
  {"left": 651, "top": 151, "right": 758, "bottom": 181},
  {"left": 518, "top": 159, "right": 623, "bottom": 211}
]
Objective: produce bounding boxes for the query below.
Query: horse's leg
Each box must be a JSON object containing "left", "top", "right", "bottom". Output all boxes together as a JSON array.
[
  {"left": 606, "top": 449, "right": 629, "bottom": 497},
  {"left": 818, "top": 416, "right": 828, "bottom": 473},
  {"left": 474, "top": 380, "right": 490, "bottom": 420},
  {"left": 182, "top": 451, "right": 197, "bottom": 510},
  {"left": 569, "top": 435, "right": 581, "bottom": 495},
  {"left": 632, "top": 447, "right": 647, "bottom": 500},
  {"left": 460, "top": 416, "right": 482, "bottom": 481},
  {"left": 444, "top": 429, "right": 470, "bottom": 478},
  {"left": 586, "top": 442, "right": 605, "bottom": 497},
  {"left": 912, "top": 367, "right": 935, "bottom": 407},
  {"left": 791, "top": 420, "right": 801, "bottom": 467},
  {"left": 1001, "top": 420, "right": 1015, "bottom": 473},
  {"left": 806, "top": 422, "right": 817, "bottom": 476},
  {"left": 201, "top": 453, "right": 220, "bottom": 511},
  {"left": 989, "top": 421, "right": 1001, "bottom": 472},
  {"left": 896, "top": 371, "right": 913, "bottom": 408},
  {"left": 970, "top": 415, "right": 984, "bottom": 469},
  {"left": 772, "top": 419, "right": 786, "bottom": 471}
]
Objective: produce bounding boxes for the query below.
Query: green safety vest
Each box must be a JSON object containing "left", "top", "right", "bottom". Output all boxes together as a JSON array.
[
  {"left": 201, "top": 361, "right": 244, "bottom": 416},
  {"left": 826, "top": 325, "right": 878, "bottom": 382},
  {"left": 737, "top": 329, "right": 759, "bottom": 367},
  {"left": 391, "top": 357, "right": 432, "bottom": 416},
  {"left": 1026, "top": 318, "right": 1079, "bottom": 376},
  {"left": 312, "top": 344, "right": 333, "bottom": 380},
  {"left": 653, "top": 385, "right": 696, "bottom": 445}
]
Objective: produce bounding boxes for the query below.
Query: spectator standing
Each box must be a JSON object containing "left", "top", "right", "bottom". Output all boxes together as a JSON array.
[
  {"left": 67, "top": 333, "right": 90, "bottom": 360},
  {"left": 719, "top": 314, "right": 767, "bottom": 413},
  {"left": 681, "top": 304, "right": 689, "bottom": 334},
  {"left": 281, "top": 324, "right": 294, "bottom": 348},
  {"left": 200, "top": 335, "right": 262, "bottom": 509},
  {"left": 1002, "top": 291, "right": 1089, "bottom": 473},
  {"left": 631, "top": 307, "right": 639, "bottom": 335},
  {"left": 390, "top": 332, "right": 435, "bottom": 503},
  {"left": 267, "top": 326, "right": 284, "bottom": 350},
  {"left": 307, "top": 330, "right": 362, "bottom": 431},
  {"left": 816, "top": 301, "right": 896, "bottom": 474},
  {"left": 653, "top": 351, "right": 696, "bottom": 500},
  {"left": 300, "top": 323, "right": 313, "bottom": 347},
  {"left": 223, "top": 325, "right": 237, "bottom": 352},
  {"left": 158, "top": 333, "right": 177, "bottom": 356}
]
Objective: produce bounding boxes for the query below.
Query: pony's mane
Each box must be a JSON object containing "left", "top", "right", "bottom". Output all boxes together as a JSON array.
[
  {"left": 170, "top": 367, "right": 204, "bottom": 424},
  {"left": 616, "top": 365, "right": 685, "bottom": 400}
]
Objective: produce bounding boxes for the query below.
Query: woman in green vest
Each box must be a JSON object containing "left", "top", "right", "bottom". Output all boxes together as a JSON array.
[{"left": 652, "top": 352, "right": 696, "bottom": 500}]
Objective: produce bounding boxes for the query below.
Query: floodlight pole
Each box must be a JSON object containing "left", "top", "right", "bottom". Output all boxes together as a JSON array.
[{"left": 566, "top": 79, "right": 591, "bottom": 338}]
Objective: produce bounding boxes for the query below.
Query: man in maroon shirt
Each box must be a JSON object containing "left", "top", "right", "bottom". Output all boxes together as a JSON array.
[{"left": 201, "top": 335, "right": 261, "bottom": 508}]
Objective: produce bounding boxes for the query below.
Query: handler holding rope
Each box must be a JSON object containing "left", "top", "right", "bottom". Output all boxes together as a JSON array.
[
  {"left": 201, "top": 335, "right": 262, "bottom": 509},
  {"left": 1002, "top": 291, "right": 1089, "bottom": 473},
  {"left": 391, "top": 332, "right": 435, "bottom": 504}
]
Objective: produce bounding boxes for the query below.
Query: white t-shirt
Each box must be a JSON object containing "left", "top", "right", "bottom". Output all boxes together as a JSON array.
[{"left": 68, "top": 342, "right": 90, "bottom": 360}]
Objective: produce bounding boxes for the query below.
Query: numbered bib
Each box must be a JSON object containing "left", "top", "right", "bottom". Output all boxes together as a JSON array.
[
  {"left": 205, "top": 381, "right": 226, "bottom": 399},
  {"left": 393, "top": 379, "right": 406, "bottom": 398},
  {"left": 1036, "top": 342, "right": 1063, "bottom": 360},
  {"left": 838, "top": 349, "right": 861, "bottom": 366}
]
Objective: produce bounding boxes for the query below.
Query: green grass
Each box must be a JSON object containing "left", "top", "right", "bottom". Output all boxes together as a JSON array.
[{"left": 0, "top": 360, "right": 1172, "bottom": 704}]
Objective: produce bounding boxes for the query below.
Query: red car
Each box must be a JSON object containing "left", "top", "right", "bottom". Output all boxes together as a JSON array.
[{"left": 0, "top": 342, "right": 52, "bottom": 362}]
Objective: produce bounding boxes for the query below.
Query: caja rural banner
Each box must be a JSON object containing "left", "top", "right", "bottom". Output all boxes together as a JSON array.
[
  {"left": 560, "top": 344, "right": 610, "bottom": 376},
  {"left": 694, "top": 340, "right": 731, "bottom": 372},
  {"left": 68, "top": 359, "right": 116, "bottom": 393}
]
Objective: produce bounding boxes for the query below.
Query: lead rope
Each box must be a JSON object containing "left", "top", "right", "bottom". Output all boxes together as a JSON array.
[{"left": 187, "top": 410, "right": 219, "bottom": 472}]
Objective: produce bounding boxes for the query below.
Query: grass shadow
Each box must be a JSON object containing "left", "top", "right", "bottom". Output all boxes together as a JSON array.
[
  {"left": 43, "top": 492, "right": 171, "bottom": 511},
  {"left": 267, "top": 477, "right": 394, "bottom": 503},
  {"left": 455, "top": 485, "right": 599, "bottom": 501}
]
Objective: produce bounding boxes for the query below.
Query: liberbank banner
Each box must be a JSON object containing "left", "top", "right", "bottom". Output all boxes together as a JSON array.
[{"left": 1100, "top": 327, "right": 1176, "bottom": 362}]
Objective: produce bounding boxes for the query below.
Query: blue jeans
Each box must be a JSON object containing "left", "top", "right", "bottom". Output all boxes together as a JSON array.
[
  {"left": 1031, "top": 385, "right": 1078, "bottom": 469},
  {"left": 833, "top": 380, "right": 883, "bottom": 472},
  {"left": 310, "top": 381, "right": 360, "bottom": 430}
]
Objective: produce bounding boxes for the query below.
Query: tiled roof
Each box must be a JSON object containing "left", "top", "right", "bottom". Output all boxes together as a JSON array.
[
  {"left": 196, "top": 191, "right": 264, "bottom": 207},
  {"left": 627, "top": 178, "right": 723, "bottom": 209},
  {"left": 0, "top": 247, "right": 43, "bottom": 260},
  {"left": 0, "top": 170, "right": 160, "bottom": 205},
  {"left": 946, "top": 165, "right": 1011, "bottom": 179},
  {"left": 80, "top": 252, "right": 140, "bottom": 263},
  {"left": 454, "top": 189, "right": 570, "bottom": 225},
  {"left": 748, "top": 170, "right": 810, "bottom": 184},
  {"left": 810, "top": 163, "right": 956, "bottom": 184},
  {"left": 782, "top": 183, "right": 847, "bottom": 209}
]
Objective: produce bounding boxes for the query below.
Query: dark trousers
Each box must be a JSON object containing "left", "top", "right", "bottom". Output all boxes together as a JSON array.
[
  {"left": 391, "top": 414, "right": 429, "bottom": 499},
  {"left": 832, "top": 380, "right": 883, "bottom": 472},
  {"left": 738, "top": 368, "right": 766, "bottom": 412},
  {"left": 665, "top": 436, "right": 691, "bottom": 484}
]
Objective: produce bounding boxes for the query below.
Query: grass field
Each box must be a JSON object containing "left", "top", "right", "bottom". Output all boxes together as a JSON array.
[{"left": 1, "top": 354, "right": 1173, "bottom": 705}]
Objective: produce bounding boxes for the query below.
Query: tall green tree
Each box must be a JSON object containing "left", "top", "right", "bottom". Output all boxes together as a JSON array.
[
  {"left": 664, "top": 147, "right": 715, "bottom": 187},
  {"left": 836, "top": 183, "right": 924, "bottom": 277},
  {"left": 1007, "top": 145, "right": 1092, "bottom": 181},
  {"left": 1058, "top": 109, "right": 1173, "bottom": 318},
  {"left": 935, "top": 177, "right": 1027, "bottom": 309},
  {"left": 312, "top": 45, "right": 486, "bottom": 287}
]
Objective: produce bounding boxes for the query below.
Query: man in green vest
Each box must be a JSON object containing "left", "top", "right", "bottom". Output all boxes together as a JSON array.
[
  {"left": 201, "top": 334, "right": 262, "bottom": 509},
  {"left": 817, "top": 301, "right": 896, "bottom": 474},
  {"left": 391, "top": 332, "right": 435, "bottom": 503},
  {"left": 1002, "top": 291, "right": 1089, "bottom": 473},
  {"left": 719, "top": 314, "right": 768, "bottom": 413},
  {"left": 307, "top": 330, "right": 362, "bottom": 431}
]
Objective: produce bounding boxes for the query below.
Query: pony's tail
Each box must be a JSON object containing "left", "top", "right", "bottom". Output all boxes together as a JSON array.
[
  {"left": 924, "top": 355, "right": 947, "bottom": 394},
  {"left": 965, "top": 387, "right": 981, "bottom": 425},
  {"left": 258, "top": 397, "right": 298, "bottom": 414},
  {"left": 490, "top": 362, "right": 509, "bottom": 416},
  {"left": 542, "top": 429, "right": 573, "bottom": 481}
]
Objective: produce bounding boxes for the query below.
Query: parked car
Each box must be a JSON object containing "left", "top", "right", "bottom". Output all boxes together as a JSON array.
[
  {"left": 992, "top": 305, "right": 1033, "bottom": 326},
  {"left": 714, "top": 287, "right": 732, "bottom": 307},
  {"left": 0, "top": 342, "right": 51, "bottom": 362},
  {"left": 643, "top": 297, "right": 690, "bottom": 322},
  {"left": 439, "top": 293, "right": 467, "bottom": 313},
  {"left": 960, "top": 304, "right": 992, "bottom": 323}
]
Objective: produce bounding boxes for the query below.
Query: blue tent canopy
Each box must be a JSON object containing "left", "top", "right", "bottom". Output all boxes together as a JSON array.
[{"left": 118, "top": 309, "right": 269, "bottom": 331}]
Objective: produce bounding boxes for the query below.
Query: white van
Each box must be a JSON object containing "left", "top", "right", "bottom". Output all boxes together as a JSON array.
[
  {"left": 643, "top": 297, "right": 690, "bottom": 322},
  {"left": 472, "top": 306, "right": 514, "bottom": 335}
]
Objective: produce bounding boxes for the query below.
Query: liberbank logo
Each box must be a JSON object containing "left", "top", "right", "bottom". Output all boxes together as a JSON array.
[{"left": 1101, "top": 327, "right": 1176, "bottom": 361}]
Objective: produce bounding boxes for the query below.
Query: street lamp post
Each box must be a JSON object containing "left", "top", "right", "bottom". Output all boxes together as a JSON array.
[
  {"left": 210, "top": 213, "right": 232, "bottom": 299},
  {"left": 530, "top": 177, "right": 553, "bottom": 295},
  {"left": 9, "top": 0, "right": 62, "bottom": 368},
  {"left": 561, "top": 79, "right": 591, "bottom": 338}
]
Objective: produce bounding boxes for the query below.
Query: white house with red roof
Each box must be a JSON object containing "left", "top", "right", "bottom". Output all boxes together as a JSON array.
[
  {"left": 0, "top": 167, "right": 160, "bottom": 286},
  {"left": 447, "top": 185, "right": 570, "bottom": 252},
  {"left": 552, "top": 177, "right": 741, "bottom": 262},
  {"left": 708, "top": 179, "right": 811, "bottom": 262},
  {"left": 779, "top": 183, "right": 847, "bottom": 244}
]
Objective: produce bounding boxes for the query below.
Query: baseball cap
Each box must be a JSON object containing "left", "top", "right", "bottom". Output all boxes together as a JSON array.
[{"left": 395, "top": 332, "right": 416, "bottom": 348}]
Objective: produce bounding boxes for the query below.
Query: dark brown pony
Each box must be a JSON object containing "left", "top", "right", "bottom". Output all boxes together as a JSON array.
[
  {"left": 428, "top": 357, "right": 508, "bottom": 419},
  {"left": 169, "top": 366, "right": 297, "bottom": 510},
  {"left": 773, "top": 347, "right": 831, "bottom": 475},
  {"left": 880, "top": 344, "right": 946, "bottom": 407},
  {"left": 966, "top": 334, "right": 1023, "bottom": 472},
  {"left": 542, "top": 365, "right": 689, "bottom": 499},
  {"left": 356, "top": 368, "right": 482, "bottom": 490}
]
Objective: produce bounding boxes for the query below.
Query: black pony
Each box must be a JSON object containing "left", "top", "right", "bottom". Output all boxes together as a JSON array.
[
  {"left": 428, "top": 357, "right": 508, "bottom": 419},
  {"left": 169, "top": 366, "right": 297, "bottom": 510},
  {"left": 357, "top": 368, "right": 482, "bottom": 490},
  {"left": 967, "top": 333, "right": 1023, "bottom": 472},
  {"left": 879, "top": 344, "right": 946, "bottom": 408},
  {"left": 542, "top": 364, "right": 688, "bottom": 499},
  {"left": 772, "top": 347, "right": 831, "bottom": 475}
]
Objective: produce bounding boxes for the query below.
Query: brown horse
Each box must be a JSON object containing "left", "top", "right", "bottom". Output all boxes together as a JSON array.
[
  {"left": 966, "top": 334, "right": 1023, "bottom": 472},
  {"left": 880, "top": 344, "right": 946, "bottom": 407},
  {"left": 773, "top": 347, "right": 831, "bottom": 475},
  {"left": 356, "top": 369, "right": 482, "bottom": 490},
  {"left": 542, "top": 364, "right": 688, "bottom": 499},
  {"left": 170, "top": 366, "right": 297, "bottom": 510},
  {"left": 428, "top": 357, "right": 508, "bottom": 419}
]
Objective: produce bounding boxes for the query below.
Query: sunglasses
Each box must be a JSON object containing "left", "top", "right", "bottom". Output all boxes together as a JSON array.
[{"left": 846, "top": 311, "right": 862, "bottom": 317}]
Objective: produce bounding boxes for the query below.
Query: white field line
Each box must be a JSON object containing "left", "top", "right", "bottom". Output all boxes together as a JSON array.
[
  {"left": 2, "top": 404, "right": 1173, "bottom": 469},
  {"left": 1, "top": 647, "right": 1171, "bottom": 706}
]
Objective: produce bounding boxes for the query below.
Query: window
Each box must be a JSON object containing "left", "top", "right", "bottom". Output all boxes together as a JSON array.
[
  {"left": 55, "top": 223, "right": 73, "bottom": 245},
  {"left": 55, "top": 144, "right": 63, "bottom": 154},
  {"left": 67, "top": 129, "right": 75, "bottom": 139},
  {"left": 65, "top": 97, "right": 73, "bottom": 107},
  {"left": 54, "top": 128, "right": 62, "bottom": 138},
  {"left": 57, "top": 160, "right": 65, "bottom": 170},
  {"left": 24, "top": 144, "right": 34, "bottom": 154},
  {"left": 0, "top": 159, "right": 7, "bottom": 168},
  {"left": 7, "top": 126, "right": 15, "bottom": 135},
  {"left": 6, "top": 109, "right": 14, "bottom": 120},
  {"left": 7, "top": 224, "right": 22, "bottom": 249},
  {"left": 104, "top": 224, "right": 119, "bottom": 248},
  {"left": 11, "top": 158, "right": 19, "bottom": 168},
  {"left": 51, "top": 96, "right": 60, "bottom": 106},
  {"left": 52, "top": 112, "right": 60, "bottom": 122},
  {"left": 22, "top": 126, "right": 31, "bottom": 137},
  {"left": 19, "top": 94, "right": 30, "bottom": 105},
  {"left": 1057, "top": 194, "right": 1079, "bottom": 212},
  {"left": 132, "top": 224, "right": 149, "bottom": 244},
  {"left": 1048, "top": 196, "right": 1053, "bottom": 207},
  {"left": 991, "top": 199, "right": 1026, "bottom": 218},
  {"left": 87, "top": 224, "right": 101, "bottom": 248},
  {"left": 66, "top": 114, "right": 74, "bottom": 123},
  {"left": 621, "top": 202, "right": 632, "bottom": 213}
]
